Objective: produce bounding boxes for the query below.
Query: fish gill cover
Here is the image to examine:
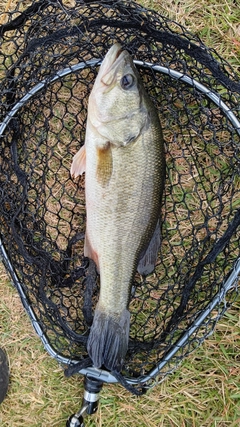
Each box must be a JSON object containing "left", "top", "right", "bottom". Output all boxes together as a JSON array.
[{"left": 0, "top": 0, "right": 239, "bottom": 394}]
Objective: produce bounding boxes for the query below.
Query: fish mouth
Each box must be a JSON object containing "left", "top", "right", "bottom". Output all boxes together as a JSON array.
[
  {"left": 114, "top": 44, "right": 123, "bottom": 60},
  {"left": 102, "top": 43, "right": 127, "bottom": 76},
  {"left": 99, "top": 43, "right": 129, "bottom": 87},
  {"left": 108, "top": 43, "right": 125, "bottom": 68}
]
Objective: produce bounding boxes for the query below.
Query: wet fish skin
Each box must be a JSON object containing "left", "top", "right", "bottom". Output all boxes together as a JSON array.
[{"left": 71, "top": 43, "right": 165, "bottom": 371}]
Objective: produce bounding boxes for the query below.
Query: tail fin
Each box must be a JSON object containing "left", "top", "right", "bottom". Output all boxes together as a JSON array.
[{"left": 87, "top": 308, "right": 130, "bottom": 371}]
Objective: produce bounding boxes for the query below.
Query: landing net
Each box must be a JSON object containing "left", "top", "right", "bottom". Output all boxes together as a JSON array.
[{"left": 0, "top": 0, "right": 239, "bottom": 394}]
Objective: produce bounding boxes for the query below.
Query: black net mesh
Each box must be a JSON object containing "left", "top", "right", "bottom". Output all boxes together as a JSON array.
[{"left": 0, "top": 0, "right": 239, "bottom": 393}]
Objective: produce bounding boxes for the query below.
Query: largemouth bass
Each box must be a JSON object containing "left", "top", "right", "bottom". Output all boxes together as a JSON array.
[{"left": 71, "top": 43, "right": 165, "bottom": 371}]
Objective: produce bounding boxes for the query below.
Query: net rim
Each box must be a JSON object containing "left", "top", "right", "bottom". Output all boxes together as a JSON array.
[
  {"left": 0, "top": 57, "right": 240, "bottom": 385},
  {"left": 1, "top": 59, "right": 240, "bottom": 138},
  {"left": 1, "top": 238, "right": 239, "bottom": 385}
]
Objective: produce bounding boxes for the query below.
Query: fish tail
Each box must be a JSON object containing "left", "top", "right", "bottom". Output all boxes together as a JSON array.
[{"left": 87, "top": 307, "right": 130, "bottom": 371}]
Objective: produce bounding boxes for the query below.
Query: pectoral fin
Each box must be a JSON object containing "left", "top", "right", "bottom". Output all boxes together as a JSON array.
[
  {"left": 96, "top": 142, "right": 112, "bottom": 187},
  {"left": 137, "top": 220, "right": 161, "bottom": 276},
  {"left": 71, "top": 145, "right": 86, "bottom": 177}
]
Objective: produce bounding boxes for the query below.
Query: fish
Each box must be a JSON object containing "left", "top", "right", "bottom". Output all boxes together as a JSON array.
[{"left": 71, "top": 43, "right": 165, "bottom": 371}]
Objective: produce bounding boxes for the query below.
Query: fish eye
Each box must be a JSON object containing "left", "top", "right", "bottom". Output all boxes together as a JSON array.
[{"left": 120, "top": 74, "right": 135, "bottom": 90}]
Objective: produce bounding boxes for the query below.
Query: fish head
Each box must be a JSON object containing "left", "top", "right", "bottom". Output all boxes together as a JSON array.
[{"left": 88, "top": 43, "right": 149, "bottom": 146}]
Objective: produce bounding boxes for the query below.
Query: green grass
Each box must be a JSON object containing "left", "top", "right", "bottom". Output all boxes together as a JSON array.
[
  {"left": 141, "top": 0, "right": 240, "bottom": 70},
  {"left": 0, "top": 0, "right": 240, "bottom": 426},
  {"left": 0, "top": 271, "right": 239, "bottom": 426}
]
